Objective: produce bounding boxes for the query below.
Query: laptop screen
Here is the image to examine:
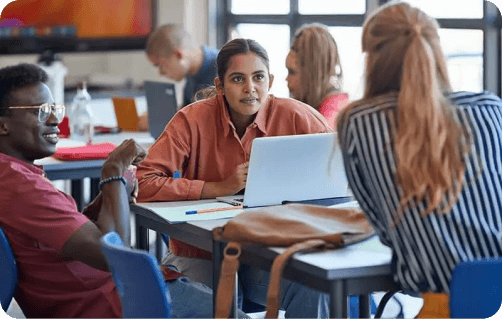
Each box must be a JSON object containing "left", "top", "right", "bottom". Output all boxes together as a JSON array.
[
  {"left": 243, "top": 133, "right": 348, "bottom": 207},
  {"left": 144, "top": 81, "right": 178, "bottom": 140},
  {"left": 216, "top": 133, "right": 349, "bottom": 208}
]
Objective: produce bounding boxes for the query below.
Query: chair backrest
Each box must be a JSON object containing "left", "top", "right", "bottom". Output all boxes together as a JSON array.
[
  {"left": 100, "top": 232, "right": 171, "bottom": 318},
  {"left": 0, "top": 225, "right": 18, "bottom": 311},
  {"left": 450, "top": 258, "right": 502, "bottom": 318}
]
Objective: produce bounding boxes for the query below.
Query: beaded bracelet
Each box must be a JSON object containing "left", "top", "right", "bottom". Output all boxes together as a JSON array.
[{"left": 99, "top": 176, "right": 127, "bottom": 191}]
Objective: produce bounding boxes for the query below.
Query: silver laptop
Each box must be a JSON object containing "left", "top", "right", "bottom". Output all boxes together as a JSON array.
[
  {"left": 144, "top": 81, "right": 178, "bottom": 140},
  {"left": 217, "top": 133, "right": 349, "bottom": 208}
]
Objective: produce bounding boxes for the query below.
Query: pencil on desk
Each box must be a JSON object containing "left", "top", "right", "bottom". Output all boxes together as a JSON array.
[{"left": 185, "top": 205, "right": 244, "bottom": 215}]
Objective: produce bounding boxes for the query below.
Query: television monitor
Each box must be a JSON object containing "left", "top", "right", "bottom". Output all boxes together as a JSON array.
[{"left": 0, "top": 0, "right": 153, "bottom": 55}]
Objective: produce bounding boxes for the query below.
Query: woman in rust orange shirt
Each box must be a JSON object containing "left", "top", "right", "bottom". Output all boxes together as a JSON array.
[{"left": 136, "top": 38, "right": 332, "bottom": 317}]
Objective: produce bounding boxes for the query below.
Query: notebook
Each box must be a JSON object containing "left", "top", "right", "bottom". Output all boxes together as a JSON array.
[
  {"left": 144, "top": 81, "right": 178, "bottom": 140},
  {"left": 112, "top": 96, "right": 140, "bottom": 131},
  {"left": 217, "top": 133, "right": 349, "bottom": 208}
]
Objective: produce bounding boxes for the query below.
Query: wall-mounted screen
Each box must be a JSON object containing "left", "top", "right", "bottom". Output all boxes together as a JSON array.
[{"left": 0, "top": 0, "right": 152, "bottom": 54}]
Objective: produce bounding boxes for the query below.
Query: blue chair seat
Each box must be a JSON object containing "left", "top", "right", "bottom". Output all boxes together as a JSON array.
[
  {"left": 100, "top": 232, "right": 171, "bottom": 318},
  {"left": 0, "top": 225, "right": 18, "bottom": 312},
  {"left": 450, "top": 258, "right": 502, "bottom": 318}
]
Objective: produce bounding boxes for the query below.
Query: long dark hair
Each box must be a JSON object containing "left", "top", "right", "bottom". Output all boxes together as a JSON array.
[{"left": 194, "top": 38, "right": 270, "bottom": 101}]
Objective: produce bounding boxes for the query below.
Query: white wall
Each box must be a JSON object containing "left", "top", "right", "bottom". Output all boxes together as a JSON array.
[{"left": 0, "top": 0, "right": 210, "bottom": 92}]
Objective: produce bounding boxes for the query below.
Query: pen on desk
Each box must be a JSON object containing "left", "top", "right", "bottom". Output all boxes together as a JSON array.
[{"left": 185, "top": 205, "right": 244, "bottom": 215}]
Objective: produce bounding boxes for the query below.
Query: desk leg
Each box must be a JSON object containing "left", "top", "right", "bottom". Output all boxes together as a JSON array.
[
  {"left": 155, "top": 232, "right": 165, "bottom": 262},
  {"left": 135, "top": 214, "right": 149, "bottom": 251},
  {"left": 330, "top": 280, "right": 347, "bottom": 318},
  {"left": 359, "top": 294, "right": 371, "bottom": 319},
  {"left": 71, "top": 179, "right": 84, "bottom": 211},
  {"left": 90, "top": 178, "right": 100, "bottom": 200},
  {"left": 213, "top": 240, "right": 224, "bottom": 317}
]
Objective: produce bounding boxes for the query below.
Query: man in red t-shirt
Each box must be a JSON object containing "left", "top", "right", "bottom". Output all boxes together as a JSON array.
[{"left": 0, "top": 64, "right": 224, "bottom": 318}]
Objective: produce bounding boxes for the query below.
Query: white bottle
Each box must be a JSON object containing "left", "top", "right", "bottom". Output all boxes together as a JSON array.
[
  {"left": 37, "top": 51, "right": 68, "bottom": 105},
  {"left": 70, "top": 82, "right": 94, "bottom": 144}
]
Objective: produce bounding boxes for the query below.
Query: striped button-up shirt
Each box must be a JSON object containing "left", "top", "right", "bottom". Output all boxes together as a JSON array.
[{"left": 338, "top": 91, "right": 502, "bottom": 293}]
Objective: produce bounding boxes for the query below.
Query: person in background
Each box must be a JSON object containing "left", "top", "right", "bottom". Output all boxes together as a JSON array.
[
  {"left": 336, "top": 2, "right": 502, "bottom": 317},
  {"left": 0, "top": 63, "right": 243, "bottom": 318},
  {"left": 138, "top": 24, "right": 219, "bottom": 131},
  {"left": 137, "top": 38, "right": 331, "bottom": 317},
  {"left": 286, "top": 23, "right": 349, "bottom": 128},
  {"left": 146, "top": 23, "right": 218, "bottom": 107}
]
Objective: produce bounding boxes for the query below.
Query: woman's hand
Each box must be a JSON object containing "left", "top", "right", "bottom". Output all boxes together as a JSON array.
[{"left": 201, "top": 162, "right": 248, "bottom": 198}]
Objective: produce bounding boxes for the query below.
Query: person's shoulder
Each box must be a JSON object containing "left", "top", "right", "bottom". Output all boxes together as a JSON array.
[
  {"left": 0, "top": 155, "right": 53, "bottom": 196},
  {"left": 322, "top": 92, "right": 349, "bottom": 104},
  {"left": 344, "top": 92, "right": 398, "bottom": 118},
  {"left": 174, "top": 96, "right": 220, "bottom": 123},
  {"left": 202, "top": 46, "right": 219, "bottom": 59},
  {"left": 271, "top": 96, "right": 314, "bottom": 114},
  {"left": 448, "top": 91, "right": 502, "bottom": 108},
  {"left": 269, "top": 96, "right": 331, "bottom": 130},
  {"left": 0, "top": 155, "right": 35, "bottom": 181}
]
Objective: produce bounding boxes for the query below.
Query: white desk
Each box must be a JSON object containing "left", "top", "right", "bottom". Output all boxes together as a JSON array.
[
  {"left": 35, "top": 131, "right": 155, "bottom": 171},
  {"left": 34, "top": 132, "right": 155, "bottom": 209},
  {"left": 131, "top": 200, "right": 399, "bottom": 318}
]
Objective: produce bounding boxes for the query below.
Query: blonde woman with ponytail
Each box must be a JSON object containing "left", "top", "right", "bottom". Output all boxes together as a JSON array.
[
  {"left": 337, "top": 2, "right": 502, "bottom": 317},
  {"left": 286, "top": 23, "right": 348, "bottom": 128}
]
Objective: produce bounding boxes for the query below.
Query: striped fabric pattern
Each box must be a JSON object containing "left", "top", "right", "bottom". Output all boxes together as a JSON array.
[{"left": 338, "top": 91, "right": 502, "bottom": 293}]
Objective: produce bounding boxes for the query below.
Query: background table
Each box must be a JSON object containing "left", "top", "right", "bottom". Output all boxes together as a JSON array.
[
  {"left": 131, "top": 200, "right": 399, "bottom": 318},
  {"left": 35, "top": 132, "right": 154, "bottom": 209}
]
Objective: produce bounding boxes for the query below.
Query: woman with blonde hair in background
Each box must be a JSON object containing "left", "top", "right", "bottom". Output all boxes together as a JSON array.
[
  {"left": 336, "top": 2, "right": 502, "bottom": 317},
  {"left": 286, "top": 23, "right": 349, "bottom": 128}
]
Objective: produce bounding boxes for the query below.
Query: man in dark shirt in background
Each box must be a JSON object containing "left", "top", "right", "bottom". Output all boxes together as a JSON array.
[{"left": 146, "top": 23, "right": 218, "bottom": 106}]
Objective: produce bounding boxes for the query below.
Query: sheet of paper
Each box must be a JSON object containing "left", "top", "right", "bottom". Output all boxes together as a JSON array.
[
  {"left": 151, "top": 202, "right": 244, "bottom": 224},
  {"left": 330, "top": 200, "right": 360, "bottom": 209}
]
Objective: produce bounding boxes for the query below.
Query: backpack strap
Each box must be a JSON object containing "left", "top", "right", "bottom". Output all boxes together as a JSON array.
[
  {"left": 265, "top": 239, "right": 328, "bottom": 318},
  {"left": 215, "top": 241, "right": 242, "bottom": 318}
]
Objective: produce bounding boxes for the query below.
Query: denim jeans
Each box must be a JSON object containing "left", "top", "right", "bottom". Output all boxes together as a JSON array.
[
  {"left": 238, "top": 264, "right": 329, "bottom": 318},
  {"left": 163, "top": 253, "right": 330, "bottom": 318},
  {"left": 166, "top": 276, "right": 250, "bottom": 318}
]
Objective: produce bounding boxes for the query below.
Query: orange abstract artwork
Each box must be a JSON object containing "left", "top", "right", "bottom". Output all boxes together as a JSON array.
[{"left": 0, "top": 0, "right": 151, "bottom": 38}]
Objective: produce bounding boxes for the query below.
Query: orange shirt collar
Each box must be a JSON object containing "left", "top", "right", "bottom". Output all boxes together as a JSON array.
[{"left": 217, "top": 93, "right": 272, "bottom": 136}]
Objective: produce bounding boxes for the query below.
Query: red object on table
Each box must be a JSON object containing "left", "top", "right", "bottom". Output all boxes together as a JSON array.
[
  {"left": 58, "top": 116, "right": 70, "bottom": 138},
  {"left": 52, "top": 142, "right": 116, "bottom": 161}
]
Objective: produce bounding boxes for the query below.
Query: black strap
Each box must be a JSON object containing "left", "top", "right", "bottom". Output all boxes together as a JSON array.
[{"left": 374, "top": 289, "right": 402, "bottom": 319}]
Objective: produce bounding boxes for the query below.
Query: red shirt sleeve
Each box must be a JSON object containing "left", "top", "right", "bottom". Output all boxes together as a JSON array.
[{"left": 4, "top": 163, "right": 89, "bottom": 251}]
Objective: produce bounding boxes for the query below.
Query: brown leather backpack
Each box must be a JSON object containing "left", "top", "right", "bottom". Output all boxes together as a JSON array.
[{"left": 213, "top": 203, "right": 375, "bottom": 318}]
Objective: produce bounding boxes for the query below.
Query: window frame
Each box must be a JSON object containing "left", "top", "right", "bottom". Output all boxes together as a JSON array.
[{"left": 211, "top": 0, "right": 501, "bottom": 96}]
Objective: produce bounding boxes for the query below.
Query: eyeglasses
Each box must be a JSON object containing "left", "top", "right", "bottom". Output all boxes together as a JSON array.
[{"left": 7, "top": 103, "right": 66, "bottom": 123}]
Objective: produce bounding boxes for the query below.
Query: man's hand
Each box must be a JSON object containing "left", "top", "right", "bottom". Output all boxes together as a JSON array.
[{"left": 101, "top": 139, "right": 147, "bottom": 179}]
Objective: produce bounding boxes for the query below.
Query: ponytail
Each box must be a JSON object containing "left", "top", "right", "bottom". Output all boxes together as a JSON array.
[
  {"left": 396, "top": 25, "right": 467, "bottom": 215},
  {"left": 337, "top": 2, "right": 471, "bottom": 218}
]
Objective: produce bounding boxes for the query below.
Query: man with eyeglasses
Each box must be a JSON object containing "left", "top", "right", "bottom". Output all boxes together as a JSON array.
[{"left": 0, "top": 64, "right": 234, "bottom": 318}]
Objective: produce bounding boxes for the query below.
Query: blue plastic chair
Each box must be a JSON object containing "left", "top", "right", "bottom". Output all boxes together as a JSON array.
[
  {"left": 100, "top": 232, "right": 171, "bottom": 318},
  {"left": 0, "top": 225, "right": 18, "bottom": 312},
  {"left": 450, "top": 258, "right": 502, "bottom": 318}
]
